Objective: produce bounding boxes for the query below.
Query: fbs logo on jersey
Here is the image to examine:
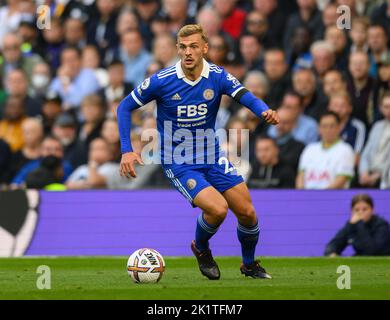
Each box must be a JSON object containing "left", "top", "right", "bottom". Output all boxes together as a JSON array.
[{"left": 177, "top": 104, "right": 207, "bottom": 121}]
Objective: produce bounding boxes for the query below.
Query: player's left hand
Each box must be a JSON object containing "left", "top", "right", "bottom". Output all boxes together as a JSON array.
[{"left": 262, "top": 109, "right": 280, "bottom": 125}]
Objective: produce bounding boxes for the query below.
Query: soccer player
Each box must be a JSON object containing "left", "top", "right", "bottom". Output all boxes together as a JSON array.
[{"left": 117, "top": 25, "right": 279, "bottom": 280}]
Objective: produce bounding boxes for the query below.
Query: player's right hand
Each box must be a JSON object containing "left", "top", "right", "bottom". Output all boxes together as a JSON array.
[{"left": 120, "top": 152, "right": 144, "bottom": 178}]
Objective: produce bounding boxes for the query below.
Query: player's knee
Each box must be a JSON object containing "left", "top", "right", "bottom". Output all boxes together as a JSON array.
[
  {"left": 238, "top": 205, "right": 257, "bottom": 222},
  {"left": 209, "top": 202, "right": 228, "bottom": 221}
]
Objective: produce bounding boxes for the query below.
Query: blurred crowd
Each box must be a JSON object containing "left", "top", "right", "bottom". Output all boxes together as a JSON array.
[{"left": 0, "top": 0, "right": 389, "bottom": 190}]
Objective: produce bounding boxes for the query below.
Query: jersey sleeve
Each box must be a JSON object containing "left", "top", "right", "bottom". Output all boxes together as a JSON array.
[
  {"left": 219, "top": 69, "right": 245, "bottom": 98},
  {"left": 130, "top": 74, "right": 159, "bottom": 107},
  {"left": 335, "top": 145, "right": 355, "bottom": 178}
]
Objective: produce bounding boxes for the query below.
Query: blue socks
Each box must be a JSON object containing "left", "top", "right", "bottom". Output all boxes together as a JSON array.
[
  {"left": 237, "top": 221, "right": 259, "bottom": 266},
  {"left": 195, "top": 213, "right": 219, "bottom": 251}
]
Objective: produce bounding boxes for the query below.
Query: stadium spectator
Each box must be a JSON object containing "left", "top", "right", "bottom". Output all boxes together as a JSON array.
[
  {"left": 368, "top": 24, "right": 389, "bottom": 77},
  {"left": 0, "top": 96, "right": 26, "bottom": 152},
  {"left": 117, "top": 29, "right": 152, "bottom": 87},
  {"left": 26, "top": 155, "right": 66, "bottom": 190},
  {"left": 213, "top": 0, "right": 246, "bottom": 40},
  {"left": 324, "top": 25, "right": 349, "bottom": 71},
  {"left": 101, "top": 118, "right": 121, "bottom": 163},
  {"left": 328, "top": 91, "right": 366, "bottom": 156},
  {"left": 292, "top": 68, "right": 328, "bottom": 121},
  {"left": 0, "top": 33, "right": 42, "bottom": 82},
  {"left": 287, "top": 25, "right": 312, "bottom": 70},
  {"left": 86, "top": 0, "right": 120, "bottom": 62},
  {"left": 1, "top": 117, "right": 43, "bottom": 184},
  {"left": 359, "top": 92, "right": 390, "bottom": 188},
  {"left": 79, "top": 95, "right": 106, "bottom": 148},
  {"left": 244, "top": 10, "right": 274, "bottom": 49},
  {"left": 11, "top": 135, "right": 73, "bottom": 187},
  {"left": 30, "top": 62, "right": 52, "bottom": 103},
  {"left": 0, "top": 139, "right": 12, "bottom": 184},
  {"left": 152, "top": 33, "right": 178, "bottom": 68},
  {"left": 133, "top": 0, "right": 160, "bottom": 49},
  {"left": 370, "top": 0, "right": 390, "bottom": 38},
  {"left": 0, "top": 0, "right": 24, "bottom": 41},
  {"left": 116, "top": 9, "right": 139, "bottom": 37},
  {"left": 325, "top": 194, "right": 390, "bottom": 256},
  {"left": 207, "top": 35, "right": 231, "bottom": 68},
  {"left": 251, "top": 0, "right": 286, "bottom": 48},
  {"left": 63, "top": 18, "right": 86, "bottom": 49},
  {"left": 41, "top": 92, "right": 63, "bottom": 135},
  {"left": 310, "top": 40, "right": 336, "bottom": 80},
  {"left": 266, "top": 107, "right": 305, "bottom": 172},
  {"left": 163, "top": 0, "right": 195, "bottom": 34},
  {"left": 349, "top": 17, "right": 370, "bottom": 54},
  {"left": 320, "top": 3, "right": 338, "bottom": 37},
  {"left": 81, "top": 45, "right": 109, "bottom": 88},
  {"left": 373, "top": 53, "right": 390, "bottom": 119},
  {"left": 2, "top": 69, "right": 42, "bottom": 117},
  {"left": 283, "top": 0, "right": 322, "bottom": 51},
  {"left": 17, "top": 19, "right": 44, "bottom": 58},
  {"left": 274, "top": 91, "right": 318, "bottom": 145},
  {"left": 98, "top": 60, "right": 133, "bottom": 106},
  {"left": 248, "top": 136, "right": 295, "bottom": 188},
  {"left": 41, "top": 17, "right": 65, "bottom": 71},
  {"left": 346, "top": 51, "right": 376, "bottom": 127},
  {"left": 263, "top": 49, "right": 289, "bottom": 109},
  {"left": 49, "top": 46, "right": 100, "bottom": 111},
  {"left": 66, "top": 137, "right": 127, "bottom": 189},
  {"left": 296, "top": 111, "right": 355, "bottom": 189},
  {"left": 322, "top": 69, "right": 347, "bottom": 99},
  {"left": 52, "top": 112, "right": 88, "bottom": 169},
  {"left": 239, "top": 34, "right": 263, "bottom": 72}
]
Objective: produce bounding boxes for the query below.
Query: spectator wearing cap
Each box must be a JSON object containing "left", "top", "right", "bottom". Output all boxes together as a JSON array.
[
  {"left": 116, "top": 29, "right": 152, "bottom": 87},
  {"left": 98, "top": 60, "right": 133, "bottom": 106},
  {"left": 66, "top": 137, "right": 128, "bottom": 189},
  {"left": 296, "top": 111, "right": 355, "bottom": 189},
  {"left": 48, "top": 46, "right": 100, "bottom": 110},
  {"left": 11, "top": 135, "right": 73, "bottom": 188},
  {"left": 248, "top": 136, "right": 296, "bottom": 189},
  {"left": 86, "top": 0, "right": 120, "bottom": 62},
  {"left": 52, "top": 112, "right": 88, "bottom": 169},
  {"left": 1, "top": 117, "right": 43, "bottom": 184},
  {"left": 325, "top": 194, "right": 390, "bottom": 256},
  {"left": 0, "top": 33, "right": 43, "bottom": 83}
]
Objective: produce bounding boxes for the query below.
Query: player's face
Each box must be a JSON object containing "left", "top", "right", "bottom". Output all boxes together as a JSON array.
[{"left": 177, "top": 33, "right": 208, "bottom": 71}]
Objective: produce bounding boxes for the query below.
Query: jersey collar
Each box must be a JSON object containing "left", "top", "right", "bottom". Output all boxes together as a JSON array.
[{"left": 176, "top": 59, "right": 210, "bottom": 86}]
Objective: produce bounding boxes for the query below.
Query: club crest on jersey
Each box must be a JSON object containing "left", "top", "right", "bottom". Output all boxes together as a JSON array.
[
  {"left": 141, "top": 78, "right": 150, "bottom": 90},
  {"left": 186, "top": 178, "right": 197, "bottom": 190},
  {"left": 203, "top": 89, "right": 214, "bottom": 100}
]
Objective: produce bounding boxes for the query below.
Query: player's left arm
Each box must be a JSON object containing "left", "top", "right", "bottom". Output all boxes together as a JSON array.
[{"left": 220, "top": 71, "right": 279, "bottom": 125}]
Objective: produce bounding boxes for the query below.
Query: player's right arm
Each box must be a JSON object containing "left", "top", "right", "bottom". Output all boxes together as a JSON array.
[{"left": 117, "top": 75, "right": 157, "bottom": 178}]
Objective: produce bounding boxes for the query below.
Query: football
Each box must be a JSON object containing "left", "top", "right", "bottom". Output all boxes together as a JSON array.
[{"left": 127, "top": 248, "right": 165, "bottom": 283}]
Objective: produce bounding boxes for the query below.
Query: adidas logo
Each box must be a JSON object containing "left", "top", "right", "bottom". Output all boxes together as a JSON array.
[{"left": 171, "top": 93, "right": 181, "bottom": 100}]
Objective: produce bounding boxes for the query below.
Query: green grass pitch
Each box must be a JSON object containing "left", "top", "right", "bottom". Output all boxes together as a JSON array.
[{"left": 0, "top": 257, "right": 389, "bottom": 300}]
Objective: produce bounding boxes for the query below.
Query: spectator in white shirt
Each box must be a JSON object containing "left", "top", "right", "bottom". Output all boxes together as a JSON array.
[{"left": 296, "top": 111, "right": 355, "bottom": 189}]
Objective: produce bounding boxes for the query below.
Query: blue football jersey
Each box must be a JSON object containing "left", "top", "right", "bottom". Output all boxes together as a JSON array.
[{"left": 126, "top": 59, "right": 246, "bottom": 170}]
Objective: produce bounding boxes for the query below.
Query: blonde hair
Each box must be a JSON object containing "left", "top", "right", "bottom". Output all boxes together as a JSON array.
[{"left": 177, "top": 24, "right": 208, "bottom": 43}]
